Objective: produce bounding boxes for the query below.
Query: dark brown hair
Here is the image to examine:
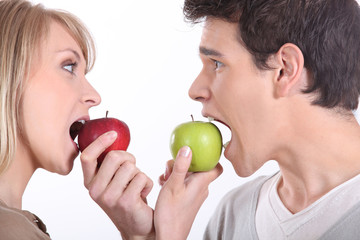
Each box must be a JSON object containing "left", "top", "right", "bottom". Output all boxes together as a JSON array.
[{"left": 184, "top": 0, "right": 360, "bottom": 110}]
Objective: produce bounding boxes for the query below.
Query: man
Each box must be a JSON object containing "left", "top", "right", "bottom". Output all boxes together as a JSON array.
[
  {"left": 116, "top": 0, "right": 360, "bottom": 239},
  {"left": 181, "top": 0, "right": 360, "bottom": 239}
]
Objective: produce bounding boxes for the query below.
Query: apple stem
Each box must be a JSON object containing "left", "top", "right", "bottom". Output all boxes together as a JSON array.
[
  {"left": 191, "top": 114, "right": 194, "bottom": 122},
  {"left": 106, "top": 110, "right": 109, "bottom": 118}
]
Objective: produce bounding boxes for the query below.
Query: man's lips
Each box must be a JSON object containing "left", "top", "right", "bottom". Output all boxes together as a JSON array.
[
  {"left": 202, "top": 112, "right": 231, "bottom": 130},
  {"left": 210, "top": 119, "right": 231, "bottom": 149},
  {"left": 215, "top": 119, "right": 231, "bottom": 130},
  {"left": 202, "top": 113, "right": 232, "bottom": 150}
]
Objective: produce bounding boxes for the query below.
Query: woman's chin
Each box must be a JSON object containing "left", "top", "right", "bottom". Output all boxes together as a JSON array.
[{"left": 53, "top": 161, "right": 75, "bottom": 176}]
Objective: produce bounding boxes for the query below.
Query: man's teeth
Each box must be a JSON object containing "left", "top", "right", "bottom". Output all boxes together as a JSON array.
[{"left": 223, "top": 141, "right": 230, "bottom": 148}]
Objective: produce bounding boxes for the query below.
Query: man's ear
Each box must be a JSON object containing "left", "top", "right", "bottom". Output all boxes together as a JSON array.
[{"left": 272, "top": 43, "right": 304, "bottom": 98}]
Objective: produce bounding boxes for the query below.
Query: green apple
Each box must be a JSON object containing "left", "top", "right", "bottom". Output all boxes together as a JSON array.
[{"left": 170, "top": 119, "right": 223, "bottom": 172}]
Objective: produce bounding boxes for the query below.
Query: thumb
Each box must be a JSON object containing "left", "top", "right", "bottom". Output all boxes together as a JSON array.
[{"left": 167, "top": 146, "right": 192, "bottom": 188}]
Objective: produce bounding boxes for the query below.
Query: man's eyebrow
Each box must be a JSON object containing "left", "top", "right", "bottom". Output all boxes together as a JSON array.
[{"left": 199, "top": 46, "right": 224, "bottom": 57}]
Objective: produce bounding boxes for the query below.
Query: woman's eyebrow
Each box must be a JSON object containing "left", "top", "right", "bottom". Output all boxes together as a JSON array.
[{"left": 56, "top": 48, "right": 81, "bottom": 60}]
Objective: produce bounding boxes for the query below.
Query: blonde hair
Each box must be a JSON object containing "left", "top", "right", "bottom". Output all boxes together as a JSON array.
[{"left": 0, "top": 0, "right": 96, "bottom": 174}]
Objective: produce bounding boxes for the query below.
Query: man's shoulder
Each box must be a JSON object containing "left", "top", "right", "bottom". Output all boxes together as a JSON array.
[
  {"left": 221, "top": 174, "right": 274, "bottom": 205},
  {"left": 319, "top": 200, "right": 360, "bottom": 240},
  {"left": 203, "top": 174, "right": 274, "bottom": 240}
]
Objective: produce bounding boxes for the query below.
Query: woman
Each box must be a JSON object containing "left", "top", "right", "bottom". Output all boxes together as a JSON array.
[{"left": 0, "top": 0, "right": 155, "bottom": 238}]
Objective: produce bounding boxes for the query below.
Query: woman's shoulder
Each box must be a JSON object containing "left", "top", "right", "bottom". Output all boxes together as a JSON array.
[{"left": 0, "top": 201, "right": 50, "bottom": 240}]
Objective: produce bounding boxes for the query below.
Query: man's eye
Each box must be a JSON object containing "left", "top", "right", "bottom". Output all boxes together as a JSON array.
[{"left": 214, "top": 60, "right": 224, "bottom": 70}]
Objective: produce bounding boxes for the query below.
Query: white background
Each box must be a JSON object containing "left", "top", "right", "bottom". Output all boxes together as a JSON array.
[{"left": 23, "top": 1, "right": 360, "bottom": 239}]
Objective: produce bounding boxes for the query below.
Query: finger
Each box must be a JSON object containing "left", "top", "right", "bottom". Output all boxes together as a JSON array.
[
  {"left": 164, "top": 160, "right": 174, "bottom": 181},
  {"left": 99, "top": 150, "right": 136, "bottom": 180},
  {"left": 188, "top": 163, "right": 223, "bottom": 191},
  {"left": 199, "top": 163, "right": 223, "bottom": 182},
  {"left": 124, "top": 172, "right": 154, "bottom": 202},
  {"left": 159, "top": 160, "right": 193, "bottom": 187},
  {"left": 158, "top": 174, "right": 166, "bottom": 187},
  {"left": 158, "top": 174, "right": 181, "bottom": 187},
  {"left": 140, "top": 174, "right": 154, "bottom": 200},
  {"left": 100, "top": 160, "right": 138, "bottom": 204},
  {"left": 89, "top": 151, "right": 135, "bottom": 200},
  {"left": 159, "top": 160, "right": 174, "bottom": 186},
  {"left": 80, "top": 131, "right": 117, "bottom": 188},
  {"left": 166, "top": 146, "right": 192, "bottom": 189}
]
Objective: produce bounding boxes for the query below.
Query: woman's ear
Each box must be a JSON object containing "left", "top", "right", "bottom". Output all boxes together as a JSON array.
[{"left": 272, "top": 43, "right": 305, "bottom": 98}]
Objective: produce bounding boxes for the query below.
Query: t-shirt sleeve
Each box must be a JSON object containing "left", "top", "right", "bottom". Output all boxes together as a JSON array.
[{"left": 203, "top": 175, "right": 270, "bottom": 240}]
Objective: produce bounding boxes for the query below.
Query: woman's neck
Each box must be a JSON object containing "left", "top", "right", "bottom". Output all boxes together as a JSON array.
[{"left": 0, "top": 140, "right": 37, "bottom": 209}]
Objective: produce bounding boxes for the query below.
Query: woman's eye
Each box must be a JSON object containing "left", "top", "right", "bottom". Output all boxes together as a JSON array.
[{"left": 63, "top": 63, "right": 77, "bottom": 73}]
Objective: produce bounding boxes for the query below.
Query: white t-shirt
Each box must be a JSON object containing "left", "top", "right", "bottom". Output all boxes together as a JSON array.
[{"left": 255, "top": 172, "right": 360, "bottom": 240}]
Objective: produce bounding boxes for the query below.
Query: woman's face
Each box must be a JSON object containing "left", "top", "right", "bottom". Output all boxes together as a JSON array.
[{"left": 20, "top": 21, "right": 101, "bottom": 175}]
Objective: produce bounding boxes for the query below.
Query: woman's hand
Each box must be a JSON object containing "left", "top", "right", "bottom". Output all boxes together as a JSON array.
[
  {"left": 80, "top": 131, "right": 155, "bottom": 239},
  {"left": 155, "top": 146, "right": 223, "bottom": 240}
]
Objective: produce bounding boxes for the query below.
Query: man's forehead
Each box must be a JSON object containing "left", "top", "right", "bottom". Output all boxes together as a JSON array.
[{"left": 199, "top": 19, "right": 240, "bottom": 57}]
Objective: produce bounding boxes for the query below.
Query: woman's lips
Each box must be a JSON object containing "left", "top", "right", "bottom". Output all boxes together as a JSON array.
[
  {"left": 69, "top": 117, "right": 89, "bottom": 153},
  {"left": 71, "top": 139, "right": 80, "bottom": 153}
]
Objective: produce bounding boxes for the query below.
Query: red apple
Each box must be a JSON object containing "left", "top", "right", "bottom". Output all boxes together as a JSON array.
[{"left": 77, "top": 112, "right": 130, "bottom": 165}]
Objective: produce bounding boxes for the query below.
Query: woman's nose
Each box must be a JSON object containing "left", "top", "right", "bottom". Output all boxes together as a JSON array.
[{"left": 82, "top": 80, "right": 101, "bottom": 107}]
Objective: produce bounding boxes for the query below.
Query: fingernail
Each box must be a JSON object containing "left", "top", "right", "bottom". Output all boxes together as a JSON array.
[
  {"left": 106, "top": 131, "right": 117, "bottom": 140},
  {"left": 178, "top": 146, "right": 191, "bottom": 158}
]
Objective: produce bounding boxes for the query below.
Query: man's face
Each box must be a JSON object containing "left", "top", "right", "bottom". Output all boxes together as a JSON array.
[{"left": 189, "top": 18, "right": 280, "bottom": 177}]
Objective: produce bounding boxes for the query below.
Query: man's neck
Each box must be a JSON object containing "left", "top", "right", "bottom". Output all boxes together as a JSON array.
[{"left": 276, "top": 108, "right": 360, "bottom": 213}]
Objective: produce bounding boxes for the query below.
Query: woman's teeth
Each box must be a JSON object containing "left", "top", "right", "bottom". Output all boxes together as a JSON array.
[{"left": 224, "top": 141, "right": 230, "bottom": 149}]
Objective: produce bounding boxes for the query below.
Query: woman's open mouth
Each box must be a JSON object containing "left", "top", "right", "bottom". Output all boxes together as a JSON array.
[{"left": 69, "top": 120, "right": 85, "bottom": 149}]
